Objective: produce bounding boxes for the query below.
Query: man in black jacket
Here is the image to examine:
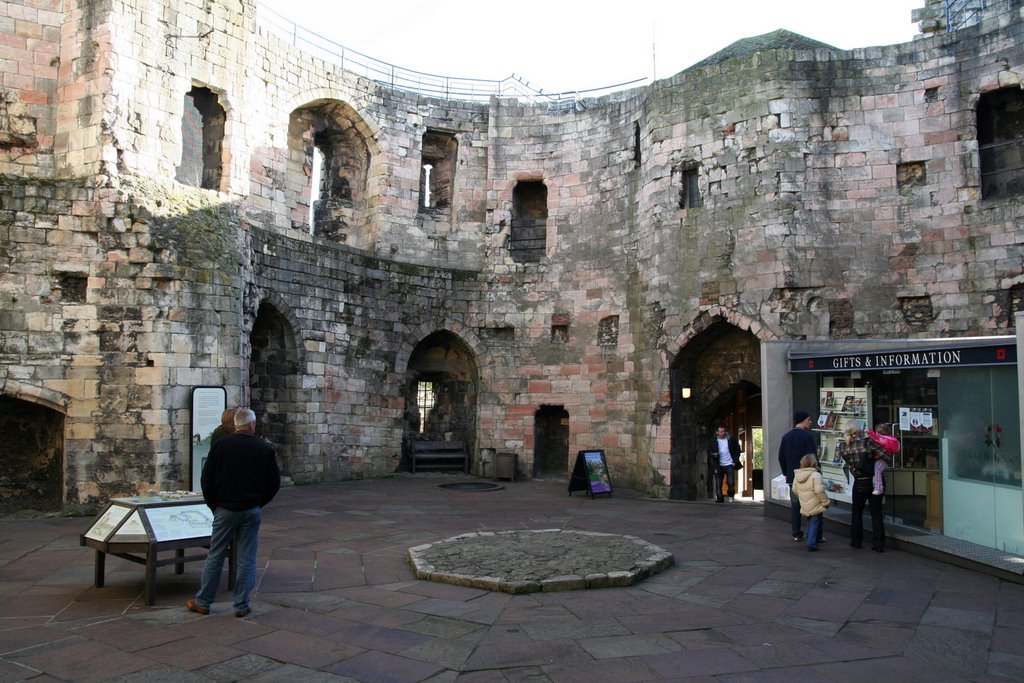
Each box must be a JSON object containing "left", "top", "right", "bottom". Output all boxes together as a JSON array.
[
  {"left": 707, "top": 423, "right": 742, "bottom": 502},
  {"left": 778, "top": 411, "right": 818, "bottom": 542},
  {"left": 187, "top": 408, "right": 280, "bottom": 618}
]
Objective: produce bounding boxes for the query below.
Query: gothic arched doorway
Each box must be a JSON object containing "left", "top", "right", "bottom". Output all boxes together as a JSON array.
[
  {"left": 0, "top": 396, "right": 64, "bottom": 514},
  {"left": 670, "top": 319, "right": 761, "bottom": 500},
  {"left": 402, "top": 331, "right": 479, "bottom": 472},
  {"left": 249, "top": 301, "right": 300, "bottom": 478}
]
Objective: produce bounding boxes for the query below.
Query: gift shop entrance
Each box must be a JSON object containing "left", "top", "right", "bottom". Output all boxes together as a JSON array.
[{"left": 785, "top": 339, "right": 1024, "bottom": 555}]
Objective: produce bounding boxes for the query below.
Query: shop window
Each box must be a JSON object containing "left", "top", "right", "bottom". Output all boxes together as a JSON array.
[
  {"left": 978, "top": 88, "right": 1024, "bottom": 200},
  {"left": 176, "top": 86, "right": 224, "bottom": 191},
  {"left": 678, "top": 163, "right": 702, "bottom": 209},
  {"left": 420, "top": 131, "right": 457, "bottom": 211},
  {"left": 510, "top": 180, "right": 547, "bottom": 263}
]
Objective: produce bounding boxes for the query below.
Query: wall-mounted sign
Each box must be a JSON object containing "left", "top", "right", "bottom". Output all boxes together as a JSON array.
[
  {"left": 190, "top": 386, "right": 226, "bottom": 490},
  {"left": 568, "top": 450, "right": 613, "bottom": 498},
  {"left": 790, "top": 342, "right": 1016, "bottom": 373}
]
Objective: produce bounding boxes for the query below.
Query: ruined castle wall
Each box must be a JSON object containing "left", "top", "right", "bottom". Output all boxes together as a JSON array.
[
  {"left": 0, "top": 0, "right": 60, "bottom": 177},
  {"left": 4, "top": 0, "right": 1024, "bottom": 509}
]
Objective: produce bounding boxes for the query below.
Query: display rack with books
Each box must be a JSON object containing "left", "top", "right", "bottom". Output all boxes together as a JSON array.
[{"left": 814, "top": 386, "right": 871, "bottom": 504}]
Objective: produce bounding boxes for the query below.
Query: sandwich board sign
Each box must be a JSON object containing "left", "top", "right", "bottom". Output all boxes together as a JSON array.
[{"left": 568, "top": 449, "right": 613, "bottom": 498}]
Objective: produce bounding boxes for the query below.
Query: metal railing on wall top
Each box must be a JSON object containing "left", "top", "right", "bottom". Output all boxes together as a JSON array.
[{"left": 254, "top": 1, "right": 645, "bottom": 107}]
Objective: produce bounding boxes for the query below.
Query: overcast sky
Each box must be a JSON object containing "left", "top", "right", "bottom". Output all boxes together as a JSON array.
[{"left": 257, "top": 0, "right": 925, "bottom": 94}]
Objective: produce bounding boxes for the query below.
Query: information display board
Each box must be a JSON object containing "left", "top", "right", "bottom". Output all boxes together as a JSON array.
[
  {"left": 80, "top": 494, "right": 228, "bottom": 605},
  {"left": 568, "top": 450, "right": 613, "bottom": 498},
  {"left": 190, "top": 386, "right": 226, "bottom": 490}
]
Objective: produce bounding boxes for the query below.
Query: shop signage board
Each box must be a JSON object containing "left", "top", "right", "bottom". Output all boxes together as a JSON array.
[
  {"left": 568, "top": 450, "right": 613, "bottom": 498},
  {"left": 789, "top": 343, "right": 1016, "bottom": 373}
]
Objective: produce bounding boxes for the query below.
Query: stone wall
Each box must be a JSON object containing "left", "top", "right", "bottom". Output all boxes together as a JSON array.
[{"left": 3, "top": 0, "right": 1024, "bottom": 511}]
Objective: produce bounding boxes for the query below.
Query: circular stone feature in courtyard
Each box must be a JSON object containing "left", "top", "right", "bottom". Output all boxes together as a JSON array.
[{"left": 408, "top": 529, "right": 674, "bottom": 594}]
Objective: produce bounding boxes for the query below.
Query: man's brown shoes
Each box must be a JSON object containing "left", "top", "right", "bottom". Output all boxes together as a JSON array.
[
  {"left": 185, "top": 598, "right": 209, "bottom": 615},
  {"left": 234, "top": 607, "right": 251, "bottom": 618}
]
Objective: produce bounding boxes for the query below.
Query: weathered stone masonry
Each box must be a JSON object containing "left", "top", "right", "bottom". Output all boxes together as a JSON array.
[{"left": 3, "top": 0, "right": 1024, "bottom": 512}]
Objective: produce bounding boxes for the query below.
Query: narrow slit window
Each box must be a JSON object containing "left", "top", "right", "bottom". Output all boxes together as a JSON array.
[
  {"left": 679, "top": 166, "right": 702, "bottom": 209},
  {"left": 416, "top": 381, "right": 435, "bottom": 434}
]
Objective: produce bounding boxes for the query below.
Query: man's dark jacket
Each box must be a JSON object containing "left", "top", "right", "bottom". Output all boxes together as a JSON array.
[
  {"left": 201, "top": 432, "right": 281, "bottom": 511},
  {"left": 707, "top": 434, "right": 742, "bottom": 470},
  {"left": 777, "top": 426, "right": 817, "bottom": 484}
]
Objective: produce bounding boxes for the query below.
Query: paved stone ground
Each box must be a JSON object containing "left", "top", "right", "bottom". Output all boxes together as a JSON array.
[{"left": 2, "top": 474, "right": 1024, "bottom": 682}]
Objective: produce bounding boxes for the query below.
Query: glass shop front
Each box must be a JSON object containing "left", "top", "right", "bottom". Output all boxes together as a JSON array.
[{"left": 766, "top": 337, "right": 1024, "bottom": 555}]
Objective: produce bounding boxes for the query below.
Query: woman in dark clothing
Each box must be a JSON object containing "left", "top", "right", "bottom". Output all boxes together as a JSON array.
[{"left": 836, "top": 423, "right": 892, "bottom": 552}]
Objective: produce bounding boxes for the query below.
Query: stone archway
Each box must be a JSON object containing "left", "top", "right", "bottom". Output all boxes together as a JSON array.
[
  {"left": 249, "top": 301, "right": 301, "bottom": 479},
  {"left": 0, "top": 396, "right": 65, "bottom": 514},
  {"left": 402, "top": 330, "right": 479, "bottom": 472},
  {"left": 670, "top": 319, "right": 761, "bottom": 500}
]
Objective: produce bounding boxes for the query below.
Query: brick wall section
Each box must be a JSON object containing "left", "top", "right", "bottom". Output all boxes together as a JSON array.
[{"left": 3, "top": 0, "right": 1024, "bottom": 509}]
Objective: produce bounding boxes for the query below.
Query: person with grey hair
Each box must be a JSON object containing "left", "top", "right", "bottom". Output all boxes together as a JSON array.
[{"left": 187, "top": 407, "right": 280, "bottom": 618}]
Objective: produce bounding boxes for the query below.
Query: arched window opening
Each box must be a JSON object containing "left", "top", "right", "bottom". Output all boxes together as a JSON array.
[
  {"left": 403, "top": 331, "right": 479, "bottom": 472},
  {"left": 288, "top": 101, "right": 371, "bottom": 242}
]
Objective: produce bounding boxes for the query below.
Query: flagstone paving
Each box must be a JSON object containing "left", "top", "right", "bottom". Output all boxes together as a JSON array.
[{"left": 1, "top": 474, "right": 1023, "bottom": 681}]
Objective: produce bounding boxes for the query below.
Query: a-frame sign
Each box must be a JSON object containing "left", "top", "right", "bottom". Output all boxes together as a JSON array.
[{"left": 568, "top": 449, "right": 613, "bottom": 498}]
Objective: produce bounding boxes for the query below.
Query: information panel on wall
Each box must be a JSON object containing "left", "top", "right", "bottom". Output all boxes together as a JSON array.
[
  {"left": 190, "top": 386, "right": 226, "bottom": 490},
  {"left": 568, "top": 449, "right": 613, "bottom": 498}
]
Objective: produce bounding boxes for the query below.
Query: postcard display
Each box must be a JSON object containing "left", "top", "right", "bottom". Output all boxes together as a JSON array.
[
  {"left": 80, "top": 494, "right": 234, "bottom": 605},
  {"left": 814, "top": 387, "right": 871, "bottom": 504}
]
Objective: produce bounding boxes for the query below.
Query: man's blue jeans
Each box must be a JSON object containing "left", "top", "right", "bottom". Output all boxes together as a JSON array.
[
  {"left": 789, "top": 488, "right": 803, "bottom": 538},
  {"left": 195, "top": 506, "right": 261, "bottom": 611},
  {"left": 714, "top": 465, "right": 736, "bottom": 501}
]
